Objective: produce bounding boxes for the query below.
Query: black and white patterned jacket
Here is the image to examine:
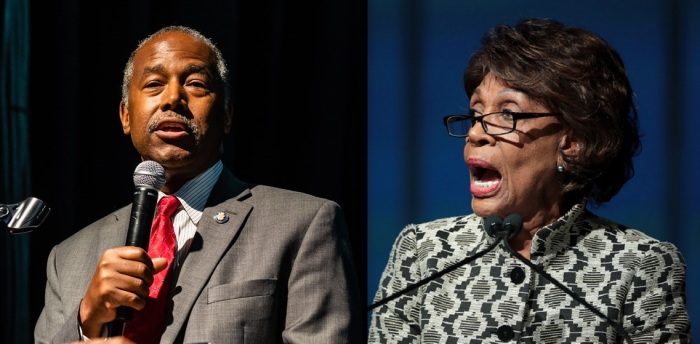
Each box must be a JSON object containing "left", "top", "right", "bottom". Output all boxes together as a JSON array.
[{"left": 369, "top": 200, "right": 691, "bottom": 343}]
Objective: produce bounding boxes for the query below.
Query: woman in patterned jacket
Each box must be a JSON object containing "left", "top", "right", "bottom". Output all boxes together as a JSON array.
[{"left": 369, "top": 18, "right": 691, "bottom": 343}]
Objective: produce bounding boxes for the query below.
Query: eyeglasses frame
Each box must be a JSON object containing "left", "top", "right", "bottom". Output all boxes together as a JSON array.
[{"left": 443, "top": 110, "right": 563, "bottom": 137}]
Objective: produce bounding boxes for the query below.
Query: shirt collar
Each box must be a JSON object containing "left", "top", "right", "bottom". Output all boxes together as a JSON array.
[{"left": 159, "top": 160, "right": 223, "bottom": 226}]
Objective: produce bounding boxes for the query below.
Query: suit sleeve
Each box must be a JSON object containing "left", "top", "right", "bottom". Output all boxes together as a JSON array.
[
  {"left": 34, "top": 246, "right": 83, "bottom": 344},
  {"left": 282, "top": 200, "right": 364, "bottom": 343}
]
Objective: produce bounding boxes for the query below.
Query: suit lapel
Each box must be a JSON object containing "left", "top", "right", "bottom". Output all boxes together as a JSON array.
[{"left": 161, "top": 168, "right": 253, "bottom": 342}]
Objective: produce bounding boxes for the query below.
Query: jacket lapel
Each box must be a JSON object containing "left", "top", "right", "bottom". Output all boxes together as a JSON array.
[{"left": 161, "top": 168, "right": 253, "bottom": 342}]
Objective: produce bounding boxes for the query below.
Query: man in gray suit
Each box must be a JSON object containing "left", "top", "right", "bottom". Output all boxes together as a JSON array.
[{"left": 34, "top": 25, "right": 363, "bottom": 344}]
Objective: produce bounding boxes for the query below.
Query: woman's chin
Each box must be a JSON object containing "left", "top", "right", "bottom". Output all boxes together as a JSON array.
[{"left": 471, "top": 198, "right": 505, "bottom": 218}]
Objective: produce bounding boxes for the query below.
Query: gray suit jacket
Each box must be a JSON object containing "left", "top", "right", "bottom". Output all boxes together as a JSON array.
[{"left": 34, "top": 167, "right": 363, "bottom": 343}]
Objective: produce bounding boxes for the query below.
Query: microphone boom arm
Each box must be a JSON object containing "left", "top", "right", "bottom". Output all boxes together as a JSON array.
[{"left": 368, "top": 237, "right": 502, "bottom": 311}]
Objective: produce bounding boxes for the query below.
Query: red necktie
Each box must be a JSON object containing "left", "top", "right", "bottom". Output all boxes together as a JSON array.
[{"left": 124, "top": 195, "right": 180, "bottom": 344}]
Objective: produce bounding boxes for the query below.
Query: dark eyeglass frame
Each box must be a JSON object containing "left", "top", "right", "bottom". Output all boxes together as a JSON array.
[{"left": 443, "top": 109, "right": 563, "bottom": 137}]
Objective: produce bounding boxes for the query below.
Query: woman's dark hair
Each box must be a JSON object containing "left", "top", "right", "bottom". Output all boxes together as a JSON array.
[{"left": 464, "top": 17, "right": 641, "bottom": 206}]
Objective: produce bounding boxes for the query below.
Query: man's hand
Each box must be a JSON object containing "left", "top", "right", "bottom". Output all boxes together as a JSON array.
[{"left": 78, "top": 247, "right": 168, "bottom": 338}]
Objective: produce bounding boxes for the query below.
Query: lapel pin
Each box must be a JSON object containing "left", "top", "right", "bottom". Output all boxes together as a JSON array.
[{"left": 213, "top": 211, "right": 229, "bottom": 224}]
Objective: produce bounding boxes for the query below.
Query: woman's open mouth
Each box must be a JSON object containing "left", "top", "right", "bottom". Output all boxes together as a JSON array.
[{"left": 467, "top": 158, "right": 502, "bottom": 197}]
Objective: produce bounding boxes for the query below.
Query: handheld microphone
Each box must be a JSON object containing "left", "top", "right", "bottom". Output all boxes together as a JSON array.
[
  {"left": 498, "top": 213, "right": 632, "bottom": 344},
  {"left": 123, "top": 161, "right": 166, "bottom": 250},
  {"left": 368, "top": 215, "right": 506, "bottom": 311},
  {"left": 109, "top": 160, "right": 166, "bottom": 335}
]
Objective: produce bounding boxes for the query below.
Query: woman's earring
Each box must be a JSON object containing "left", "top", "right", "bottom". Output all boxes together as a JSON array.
[{"left": 557, "top": 165, "right": 565, "bottom": 173}]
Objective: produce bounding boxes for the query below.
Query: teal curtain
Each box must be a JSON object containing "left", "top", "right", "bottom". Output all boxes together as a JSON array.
[{"left": 1, "top": 0, "right": 32, "bottom": 342}]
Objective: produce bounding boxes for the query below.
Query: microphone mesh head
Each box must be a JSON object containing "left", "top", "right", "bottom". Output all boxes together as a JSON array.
[
  {"left": 483, "top": 215, "right": 503, "bottom": 237},
  {"left": 503, "top": 213, "right": 523, "bottom": 239},
  {"left": 133, "top": 160, "right": 166, "bottom": 189}
]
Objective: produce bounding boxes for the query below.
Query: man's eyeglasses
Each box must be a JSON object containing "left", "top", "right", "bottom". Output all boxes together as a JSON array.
[{"left": 443, "top": 109, "right": 562, "bottom": 137}]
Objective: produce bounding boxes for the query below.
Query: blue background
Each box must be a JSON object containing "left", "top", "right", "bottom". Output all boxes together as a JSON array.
[{"left": 367, "top": 0, "right": 700, "bottom": 332}]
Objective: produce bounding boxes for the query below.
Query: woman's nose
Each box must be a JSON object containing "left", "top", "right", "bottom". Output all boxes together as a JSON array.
[{"left": 467, "top": 119, "right": 495, "bottom": 146}]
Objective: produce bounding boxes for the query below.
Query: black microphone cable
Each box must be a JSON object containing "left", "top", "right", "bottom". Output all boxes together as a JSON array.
[
  {"left": 367, "top": 215, "right": 505, "bottom": 311},
  {"left": 499, "top": 213, "right": 633, "bottom": 344}
]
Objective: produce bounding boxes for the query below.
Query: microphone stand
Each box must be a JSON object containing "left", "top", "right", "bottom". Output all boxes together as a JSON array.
[
  {"left": 367, "top": 236, "right": 502, "bottom": 311},
  {"left": 1, "top": 197, "right": 51, "bottom": 234},
  {"left": 501, "top": 239, "right": 633, "bottom": 344},
  {"left": 368, "top": 215, "right": 505, "bottom": 311}
]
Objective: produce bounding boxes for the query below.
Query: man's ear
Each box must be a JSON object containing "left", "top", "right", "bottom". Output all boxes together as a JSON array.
[{"left": 119, "top": 101, "right": 130, "bottom": 135}]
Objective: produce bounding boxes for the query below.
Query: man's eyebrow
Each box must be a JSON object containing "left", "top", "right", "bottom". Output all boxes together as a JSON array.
[
  {"left": 142, "top": 64, "right": 166, "bottom": 77},
  {"left": 183, "top": 64, "right": 213, "bottom": 78},
  {"left": 140, "top": 64, "right": 213, "bottom": 78}
]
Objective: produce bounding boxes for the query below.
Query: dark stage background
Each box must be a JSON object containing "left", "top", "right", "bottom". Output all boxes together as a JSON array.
[{"left": 1, "top": 1, "right": 367, "bottom": 342}]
